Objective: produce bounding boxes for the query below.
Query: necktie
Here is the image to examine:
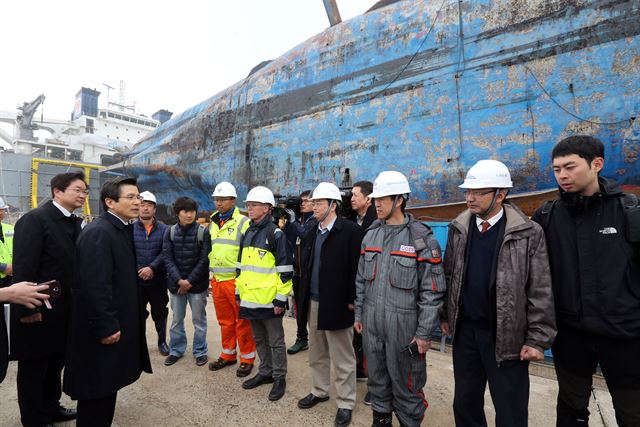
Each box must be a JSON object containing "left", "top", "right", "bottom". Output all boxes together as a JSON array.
[{"left": 480, "top": 221, "right": 490, "bottom": 233}]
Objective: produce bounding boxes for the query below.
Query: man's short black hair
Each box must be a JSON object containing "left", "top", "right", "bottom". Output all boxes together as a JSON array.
[
  {"left": 353, "top": 180, "right": 373, "bottom": 197},
  {"left": 50, "top": 171, "right": 86, "bottom": 198},
  {"left": 173, "top": 196, "right": 198, "bottom": 215},
  {"left": 300, "top": 190, "right": 312, "bottom": 198},
  {"left": 100, "top": 176, "right": 137, "bottom": 211},
  {"left": 552, "top": 135, "right": 605, "bottom": 165}
]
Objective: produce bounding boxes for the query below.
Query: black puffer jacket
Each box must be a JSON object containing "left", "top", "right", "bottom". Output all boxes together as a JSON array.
[
  {"left": 532, "top": 177, "right": 640, "bottom": 339},
  {"left": 162, "top": 222, "right": 211, "bottom": 294}
]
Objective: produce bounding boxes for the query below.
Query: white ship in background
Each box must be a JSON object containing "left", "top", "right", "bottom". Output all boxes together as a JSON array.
[
  {"left": 0, "top": 84, "right": 171, "bottom": 165},
  {"left": 0, "top": 85, "right": 171, "bottom": 214}
]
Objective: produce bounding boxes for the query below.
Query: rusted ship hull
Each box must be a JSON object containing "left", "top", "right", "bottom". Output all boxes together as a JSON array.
[{"left": 118, "top": 0, "right": 640, "bottom": 216}]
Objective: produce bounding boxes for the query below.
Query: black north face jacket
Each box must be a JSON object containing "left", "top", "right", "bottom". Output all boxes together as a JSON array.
[{"left": 532, "top": 178, "right": 640, "bottom": 339}]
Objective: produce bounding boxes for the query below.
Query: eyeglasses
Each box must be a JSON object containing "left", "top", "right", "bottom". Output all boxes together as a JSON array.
[
  {"left": 246, "top": 202, "right": 267, "bottom": 209},
  {"left": 463, "top": 189, "right": 496, "bottom": 198},
  {"left": 67, "top": 187, "right": 89, "bottom": 195},
  {"left": 119, "top": 195, "right": 143, "bottom": 201},
  {"left": 214, "top": 197, "right": 234, "bottom": 203}
]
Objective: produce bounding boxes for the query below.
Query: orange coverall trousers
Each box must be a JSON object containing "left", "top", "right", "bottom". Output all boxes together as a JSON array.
[{"left": 211, "top": 278, "right": 256, "bottom": 364}]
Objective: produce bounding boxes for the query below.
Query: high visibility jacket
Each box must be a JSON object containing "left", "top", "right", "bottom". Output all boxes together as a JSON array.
[
  {"left": 236, "top": 216, "right": 294, "bottom": 320},
  {"left": 209, "top": 207, "right": 250, "bottom": 282},
  {"left": 0, "top": 222, "right": 14, "bottom": 279}
]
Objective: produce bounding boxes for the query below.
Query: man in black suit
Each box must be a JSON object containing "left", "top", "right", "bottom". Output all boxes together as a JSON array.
[
  {"left": 350, "top": 181, "right": 376, "bottom": 230},
  {"left": 64, "top": 177, "right": 152, "bottom": 427},
  {"left": 11, "top": 171, "right": 87, "bottom": 427}
]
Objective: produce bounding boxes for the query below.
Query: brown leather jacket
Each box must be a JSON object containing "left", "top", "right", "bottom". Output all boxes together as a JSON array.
[{"left": 442, "top": 203, "right": 556, "bottom": 362}]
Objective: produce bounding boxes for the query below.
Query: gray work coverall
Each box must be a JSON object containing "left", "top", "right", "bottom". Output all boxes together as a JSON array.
[{"left": 355, "top": 214, "right": 446, "bottom": 426}]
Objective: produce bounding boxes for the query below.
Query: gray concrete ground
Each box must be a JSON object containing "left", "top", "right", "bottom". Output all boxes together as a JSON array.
[{"left": 0, "top": 297, "right": 616, "bottom": 426}]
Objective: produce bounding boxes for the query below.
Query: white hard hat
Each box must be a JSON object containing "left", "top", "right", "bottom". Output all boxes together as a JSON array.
[
  {"left": 245, "top": 186, "right": 275, "bottom": 206},
  {"left": 0, "top": 197, "right": 7, "bottom": 210},
  {"left": 310, "top": 182, "right": 342, "bottom": 201},
  {"left": 212, "top": 181, "right": 237, "bottom": 198},
  {"left": 459, "top": 160, "right": 513, "bottom": 189},
  {"left": 139, "top": 191, "right": 157, "bottom": 204},
  {"left": 368, "top": 171, "right": 411, "bottom": 198}
]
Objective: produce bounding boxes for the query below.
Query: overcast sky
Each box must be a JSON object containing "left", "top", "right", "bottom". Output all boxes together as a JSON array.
[{"left": 0, "top": 0, "right": 378, "bottom": 121}]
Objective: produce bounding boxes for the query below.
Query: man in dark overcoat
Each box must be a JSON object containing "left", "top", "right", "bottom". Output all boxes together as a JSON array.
[
  {"left": 10, "top": 171, "right": 87, "bottom": 426},
  {"left": 63, "top": 177, "right": 152, "bottom": 427},
  {"left": 296, "top": 182, "right": 363, "bottom": 427}
]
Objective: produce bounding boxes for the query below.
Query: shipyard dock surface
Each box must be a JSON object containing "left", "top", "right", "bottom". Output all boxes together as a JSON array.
[{"left": 0, "top": 301, "right": 616, "bottom": 426}]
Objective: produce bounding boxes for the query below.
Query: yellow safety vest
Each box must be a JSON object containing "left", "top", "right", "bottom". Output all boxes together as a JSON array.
[
  {"left": 236, "top": 229, "right": 293, "bottom": 310},
  {"left": 208, "top": 207, "right": 250, "bottom": 281},
  {"left": 0, "top": 222, "right": 14, "bottom": 279}
]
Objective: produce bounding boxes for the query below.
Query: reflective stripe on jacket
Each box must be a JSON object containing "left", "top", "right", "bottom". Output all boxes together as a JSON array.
[
  {"left": 354, "top": 214, "right": 445, "bottom": 340},
  {"left": 236, "top": 216, "right": 293, "bottom": 319},
  {"left": 209, "top": 207, "right": 250, "bottom": 281},
  {"left": 0, "top": 222, "right": 14, "bottom": 278}
]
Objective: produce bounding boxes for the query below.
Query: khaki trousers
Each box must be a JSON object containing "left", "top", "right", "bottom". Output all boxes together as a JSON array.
[{"left": 308, "top": 300, "right": 357, "bottom": 409}]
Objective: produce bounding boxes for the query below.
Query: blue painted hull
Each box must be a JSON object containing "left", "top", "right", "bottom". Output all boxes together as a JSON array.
[{"left": 121, "top": 0, "right": 640, "bottom": 213}]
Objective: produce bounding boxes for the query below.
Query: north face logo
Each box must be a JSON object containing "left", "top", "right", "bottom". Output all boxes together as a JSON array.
[
  {"left": 258, "top": 250, "right": 267, "bottom": 259},
  {"left": 599, "top": 227, "right": 617, "bottom": 235}
]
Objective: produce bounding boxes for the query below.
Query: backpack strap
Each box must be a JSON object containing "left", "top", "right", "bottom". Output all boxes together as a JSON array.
[
  {"left": 170, "top": 224, "right": 205, "bottom": 247},
  {"left": 538, "top": 200, "right": 557, "bottom": 232},
  {"left": 197, "top": 225, "right": 205, "bottom": 247},
  {"left": 620, "top": 193, "right": 640, "bottom": 243}
]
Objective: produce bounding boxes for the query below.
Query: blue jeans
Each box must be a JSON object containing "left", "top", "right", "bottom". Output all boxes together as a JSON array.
[{"left": 169, "top": 291, "right": 208, "bottom": 358}]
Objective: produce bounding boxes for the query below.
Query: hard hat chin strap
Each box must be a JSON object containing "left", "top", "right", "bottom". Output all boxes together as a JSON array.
[
  {"left": 318, "top": 200, "right": 335, "bottom": 224},
  {"left": 384, "top": 195, "right": 402, "bottom": 221},
  {"left": 478, "top": 189, "right": 508, "bottom": 219}
]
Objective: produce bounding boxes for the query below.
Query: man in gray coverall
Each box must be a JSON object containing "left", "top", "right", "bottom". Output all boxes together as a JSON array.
[{"left": 354, "top": 171, "right": 446, "bottom": 427}]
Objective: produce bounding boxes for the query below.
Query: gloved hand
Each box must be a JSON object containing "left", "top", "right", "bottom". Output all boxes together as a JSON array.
[{"left": 284, "top": 208, "right": 296, "bottom": 223}]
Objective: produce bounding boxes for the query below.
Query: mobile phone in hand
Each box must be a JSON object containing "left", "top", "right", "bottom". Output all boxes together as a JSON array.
[
  {"left": 35, "top": 280, "right": 61, "bottom": 309},
  {"left": 401, "top": 341, "right": 419, "bottom": 356},
  {"left": 37, "top": 280, "right": 61, "bottom": 298}
]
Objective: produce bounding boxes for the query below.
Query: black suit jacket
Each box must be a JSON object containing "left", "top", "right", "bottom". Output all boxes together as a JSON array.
[
  {"left": 360, "top": 204, "right": 377, "bottom": 231},
  {"left": 299, "top": 217, "right": 363, "bottom": 330},
  {"left": 10, "top": 201, "right": 81, "bottom": 360},
  {"left": 64, "top": 212, "right": 151, "bottom": 400}
]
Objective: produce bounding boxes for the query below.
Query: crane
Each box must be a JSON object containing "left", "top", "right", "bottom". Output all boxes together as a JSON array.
[{"left": 16, "top": 94, "right": 45, "bottom": 140}]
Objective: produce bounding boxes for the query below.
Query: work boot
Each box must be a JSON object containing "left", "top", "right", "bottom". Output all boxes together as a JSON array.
[
  {"left": 372, "top": 410, "right": 393, "bottom": 426},
  {"left": 236, "top": 362, "right": 254, "bottom": 377},
  {"left": 287, "top": 339, "right": 309, "bottom": 355},
  {"left": 208, "top": 357, "right": 237, "bottom": 371},
  {"left": 155, "top": 318, "right": 169, "bottom": 356},
  {"left": 268, "top": 378, "right": 286, "bottom": 401}
]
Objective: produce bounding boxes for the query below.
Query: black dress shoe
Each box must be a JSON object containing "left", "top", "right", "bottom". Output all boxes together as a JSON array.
[
  {"left": 335, "top": 408, "right": 352, "bottom": 427},
  {"left": 51, "top": 406, "right": 77, "bottom": 422},
  {"left": 298, "top": 393, "right": 330, "bottom": 409},
  {"left": 242, "top": 374, "right": 275, "bottom": 390},
  {"left": 268, "top": 378, "right": 286, "bottom": 401}
]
